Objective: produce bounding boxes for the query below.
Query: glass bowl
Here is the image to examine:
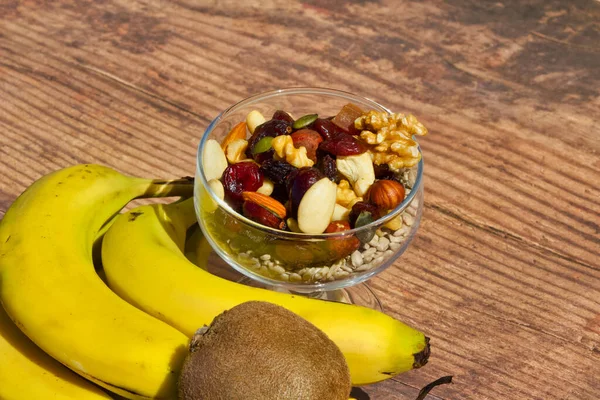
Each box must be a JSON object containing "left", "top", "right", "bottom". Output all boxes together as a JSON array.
[{"left": 194, "top": 88, "right": 424, "bottom": 297}]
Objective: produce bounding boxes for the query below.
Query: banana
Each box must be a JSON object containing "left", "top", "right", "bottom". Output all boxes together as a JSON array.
[
  {"left": 102, "top": 197, "right": 430, "bottom": 386},
  {"left": 0, "top": 304, "right": 112, "bottom": 400},
  {"left": 0, "top": 164, "right": 196, "bottom": 399}
]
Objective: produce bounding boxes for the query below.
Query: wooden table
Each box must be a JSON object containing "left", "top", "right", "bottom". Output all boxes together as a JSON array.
[{"left": 1, "top": 1, "right": 598, "bottom": 399}]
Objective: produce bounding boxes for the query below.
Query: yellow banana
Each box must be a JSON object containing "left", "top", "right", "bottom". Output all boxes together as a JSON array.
[
  {"left": 0, "top": 304, "right": 112, "bottom": 400},
  {"left": 102, "top": 197, "right": 430, "bottom": 386},
  {"left": 0, "top": 164, "right": 195, "bottom": 399}
]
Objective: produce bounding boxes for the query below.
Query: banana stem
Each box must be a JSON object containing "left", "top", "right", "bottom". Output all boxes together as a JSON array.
[{"left": 142, "top": 177, "right": 195, "bottom": 198}]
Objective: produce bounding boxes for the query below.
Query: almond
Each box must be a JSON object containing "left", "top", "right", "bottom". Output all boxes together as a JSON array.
[
  {"left": 241, "top": 191, "right": 286, "bottom": 219},
  {"left": 297, "top": 178, "right": 337, "bottom": 234},
  {"left": 202, "top": 139, "right": 228, "bottom": 181}
]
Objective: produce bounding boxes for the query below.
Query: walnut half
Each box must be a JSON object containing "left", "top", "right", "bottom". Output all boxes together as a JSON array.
[{"left": 356, "top": 111, "right": 427, "bottom": 171}]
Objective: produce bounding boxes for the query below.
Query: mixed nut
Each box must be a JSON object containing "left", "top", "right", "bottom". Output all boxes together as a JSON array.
[{"left": 201, "top": 102, "right": 428, "bottom": 282}]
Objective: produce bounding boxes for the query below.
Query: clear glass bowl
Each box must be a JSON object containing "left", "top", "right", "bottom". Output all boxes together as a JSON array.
[{"left": 194, "top": 88, "right": 424, "bottom": 294}]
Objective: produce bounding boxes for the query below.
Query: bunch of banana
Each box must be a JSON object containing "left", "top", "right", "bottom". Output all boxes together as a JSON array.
[
  {"left": 0, "top": 163, "right": 429, "bottom": 399},
  {"left": 0, "top": 164, "right": 195, "bottom": 399},
  {"left": 101, "top": 197, "right": 430, "bottom": 386}
]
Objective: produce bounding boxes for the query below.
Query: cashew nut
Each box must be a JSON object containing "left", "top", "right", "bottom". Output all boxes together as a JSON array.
[{"left": 336, "top": 152, "right": 375, "bottom": 197}]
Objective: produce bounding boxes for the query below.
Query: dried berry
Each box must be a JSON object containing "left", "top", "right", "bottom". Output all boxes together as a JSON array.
[
  {"left": 222, "top": 162, "right": 264, "bottom": 207},
  {"left": 260, "top": 159, "right": 297, "bottom": 186},
  {"left": 313, "top": 118, "right": 340, "bottom": 141},
  {"left": 319, "top": 133, "right": 368, "bottom": 156},
  {"left": 272, "top": 110, "right": 294, "bottom": 124},
  {"left": 246, "top": 119, "right": 291, "bottom": 159},
  {"left": 373, "top": 163, "right": 393, "bottom": 179},
  {"left": 254, "top": 150, "right": 275, "bottom": 164},
  {"left": 319, "top": 154, "right": 338, "bottom": 182}
]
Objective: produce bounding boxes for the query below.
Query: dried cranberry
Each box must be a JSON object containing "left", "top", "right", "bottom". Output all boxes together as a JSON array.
[
  {"left": 319, "top": 154, "right": 338, "bottom": 182},
  {"left": 319, "top": 133, "right": 368, "bottom": 156},
  {"left": 348, "top": 201, "right": 381, "bottom": 228},
  {"left": 313, "top": 118, "right": 340, "bottom": 141},
  {"left": 260, "top": 159, "right": 297, "bottom": 186},
  {"left": 246, "top": 119, "right": 291, "bottom": 159},
  {"left": 272, "top": 110, "right": 294, "bottom": 124},
  {"left": 222, "top": 162, "right": 264, "bottom": 208}
]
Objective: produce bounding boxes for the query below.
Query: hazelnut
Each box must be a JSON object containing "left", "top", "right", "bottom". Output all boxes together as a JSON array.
[{"left": 365, "top": 180, "right": 405, "bottom": 210}]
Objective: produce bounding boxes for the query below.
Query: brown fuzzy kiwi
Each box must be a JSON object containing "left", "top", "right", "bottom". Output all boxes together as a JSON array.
[{"left": 178, "top": 301, "right": 351, "bottom": 400}]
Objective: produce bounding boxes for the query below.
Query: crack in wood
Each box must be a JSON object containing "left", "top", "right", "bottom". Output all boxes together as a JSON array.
[
  {"left": 77, "top": 63, "right": 210, "bottom": 123},
  {"left": 426, "top": 202, "right": 598, "bottom": 273},
  {"left": 531, "top": 31, "right": 600, "bottom": 53}
]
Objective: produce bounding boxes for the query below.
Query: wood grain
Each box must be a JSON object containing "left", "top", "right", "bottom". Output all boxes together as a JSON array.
[{"left": 0, "top": 0, "right": 598, "bottom": 399}]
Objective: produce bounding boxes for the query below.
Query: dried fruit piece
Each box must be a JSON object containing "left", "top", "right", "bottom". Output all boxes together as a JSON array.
[
  {"left": 246, "top": 110, "right": 266, "bottom": 134},
  {"left": 332, "top": 103, "right": 364, "bottom": 135},
  {"left": 384, "top": 214, "right": 403, "bottom": 231},
  {"left": 291, "top": 129, "right": 323, "bottom": 162},
  {"left": 242, "top": 200, "right": 285, "bottom": 230},
  {"left": 222, "top": 162, "right": 264, "bottom": 206},
  {"left": 319, "top": 154, "right": 338, "bottom": 182},
  {"left": 260, "top": 159, "right": 297, "bottom": 186},
  {"left": 365, "top": 179, "right": 405, "bottom": 210},
  {"left": 297, "top": 177, "right": 337, "bottom": 234},
  {"left": 324, "top": 220, "right": 361, "bottom": 259},
  {"left": 292, "top": 114, "right": 318, "bottom": 130},
  {"left": 242, "top": 191, "right": 287, "bottom": 219},
  {"left": 313, "top": 118, "right": 340, "bottom": 141},
  {"left": 202, "top": 139, "right": 229, "bottom": 181},
  {"left": 221, "top": 122, "right": 247, "bottom": 150},
  {"left": 319, "top": 133, "right": 368, "bottom": 156},
  {"left": 246, "top": 119, "right": 292, "bottom": 159},
  {"left": 272, "top": 110, "right": 294, "bottom": 123}
]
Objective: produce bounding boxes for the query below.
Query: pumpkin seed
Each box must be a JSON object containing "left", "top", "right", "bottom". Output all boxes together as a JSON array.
[
  {"left": 292, "top": 114, "right": 318, "bottom": 130},
  {"left": 252, "top": 136, "right": 273, "bottom": 155},
  {"left": 354, "top": 211, "right": 376, "bottom": 243}
]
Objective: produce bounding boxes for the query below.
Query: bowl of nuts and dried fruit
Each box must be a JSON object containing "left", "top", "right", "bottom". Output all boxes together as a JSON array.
[{"left": 194, "top": 88, "right": 427, "bottom": 294}]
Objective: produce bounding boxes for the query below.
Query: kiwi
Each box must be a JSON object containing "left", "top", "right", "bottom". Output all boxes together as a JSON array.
[{"left": 178, "top": 301, "right": 351, "bottom": 400}]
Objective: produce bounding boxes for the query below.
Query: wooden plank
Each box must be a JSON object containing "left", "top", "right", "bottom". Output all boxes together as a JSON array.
[
  {"left": 0, "top": 1, "right": 598, "bottom": 399},
  {"left": 369, "top": 207, "right": 600, "bottom": 399}
]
